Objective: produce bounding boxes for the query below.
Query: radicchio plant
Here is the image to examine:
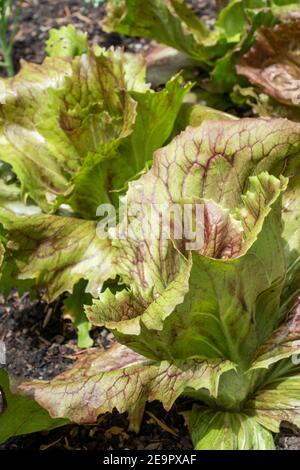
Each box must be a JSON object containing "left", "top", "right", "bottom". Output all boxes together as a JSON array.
[
  {"left": 0, "top": 37, "right": 191, "bottom": 345},
  {"left": 6, "top": 116, "right": 300, "bottom": 450},
  {"left": 1, "top": 15, "right": 300, "bottom": 449}
]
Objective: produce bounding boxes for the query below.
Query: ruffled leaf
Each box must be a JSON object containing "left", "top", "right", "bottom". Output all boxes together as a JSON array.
[
  {"left": 86, "top": 255, "right": 192, "bottom": 335},
  {"left": 88, "top": 118, "right": 300, "bottom": 365},
  {"left": 0, "top": 46, "right": 189, "bottom": 218},
  {"left": 0, "top": 210, "right": 116, "bottom": 301},
  {"left": 45, "top": 25, "right": 88, "bottom": 58},
  {"left": 14, "top": 343, "right": 235, "bottom": 423},
  {"left": 0, "top": 48, "right": 137, "bottom": 214},
  {"left": 111, "top": 118, "right": 300, "bottom": 297},
  {"left": 237, "top": 21, "right": 300, "bottom": 107}
]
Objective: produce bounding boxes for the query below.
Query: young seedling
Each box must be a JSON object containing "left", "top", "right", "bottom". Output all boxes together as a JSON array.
[{"left": 0, "top": 0, "right": 21, "bottom": 76}]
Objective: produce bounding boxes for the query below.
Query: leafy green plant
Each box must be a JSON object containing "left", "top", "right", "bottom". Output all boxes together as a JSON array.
[
  {"left": 1, "top": 19, "right": 300, "bottom": 450},
  {"left": 0, "top": 27, "right": 191, "bottom": 346},
  {"left": 0, "top": 0, "right": 21, "bottom": 76},
  {"left": 102, "top": 0, "right": 300, "bottom": 104},
  {"left": 4, "top": 114, "right": 300, "bottom": 449}
]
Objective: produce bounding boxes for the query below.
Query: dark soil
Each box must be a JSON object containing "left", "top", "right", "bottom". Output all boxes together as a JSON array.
[
  {"left": 12, "top": 0, "right": 141, "bottom": 70},
  {"left": 0, "top": 0, "right": 298, "bottom": 451},
  {"left": 1, "top": 408, "right": 193, "bottom": 451},
  {"left": 0, "top": 289, "right": 117, "bottom": 380},
  {"left": 276, "top": 430, "right": 300, "bottom": 451},
  {"left": 10, "top": 0, "right": 216, "bottom": 74}
]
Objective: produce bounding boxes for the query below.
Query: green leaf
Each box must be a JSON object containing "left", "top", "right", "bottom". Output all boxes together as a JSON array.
[
  {"left": 117, "top": 118, "right": 300, "bottom": 215},
  {"left": 210, "top": 52, "right": 238, "bottom": 93},
  {"left": 0, "top": 257, "right": 36, "bottom": 299},
  {"left": 46, "top": 25, "right": 88, "bottom": 58},
  {"left": 0, "top": 48, "right": 138, "bottom": 214},
  {"left": 0, "top": 210, "right": 116, "bottom": 301},
  {"left": 14, "top": 343, "right": 234, "bottom": 423},
  {"left": 173, "top": 102, "right": 237, "bottom": 135},
  {"left": 0, "top": 47, "right": 189, "bottom": 218},
  {"left": 93, "top": 118, "right": 300, "bottom": 365},
  {"left": 0, "top": 50, "right": 136, "bottom": 210},
  {"left": 0, "top": 369, "right": 68, "bottom": 444},
  {"left": 124, "top": 74, "right": 193, "bottom": 175},
  {"left": 216, "top": 0, "right": 248, "bottom": 42},
  {"left": 106, "top": 74, "right": 192, "bottom": 205},
  {"left": 86, "top": 254, "right": 192, "bottom": 336},
  {"left": 246, "top": 370, "right": 300, "bottom": 433},
  {"left": 210, "top": 2, "right": 278, "bottom": 94},
  {"left": 102, "top": 0, "right": 229, "bottom": 64},
  {"left": 189, "top": 407, "right": 275, "bottom": 450},
  {"left": 63, "top": 279, "right": 93, "bottom": 349},
  {"left": 251, "top": 299, "right": 300, "bottom": 370}
]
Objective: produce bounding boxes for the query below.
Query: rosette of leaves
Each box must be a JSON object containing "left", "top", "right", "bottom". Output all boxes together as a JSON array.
[
  {"left": 11, "top": 116, "right": 300, "bottom": 449},
  {"left": 0, "top": 36, "right": 191, "bottom": 346}
]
